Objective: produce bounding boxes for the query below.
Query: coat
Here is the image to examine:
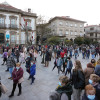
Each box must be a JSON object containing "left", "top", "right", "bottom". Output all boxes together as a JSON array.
[
  {"left": 56, "top": 82, "right": 73, "bottom": 100},
  {"left": 7, "top": 55, "right": 16, "bottom": 68},
  {"left": 45, "top": 50, "right": 50, "bottom": 61},
  {"left": 84, "top": 66, "right": 95, "bottom": 85},
  {"left": 95, "top": 65, "right": 100, "bottom": 77},
  {"left": 12, "top": 67, "right": 24, "bottom": 83},
  {"left": 30, "top": 64, "right": 36, "bottom": 76},
  {"left": 82, "top": 93, "right": 98, "bottom": 100},
  {"left": 72, "top": 69, "right": 85, "bottom": 89}
]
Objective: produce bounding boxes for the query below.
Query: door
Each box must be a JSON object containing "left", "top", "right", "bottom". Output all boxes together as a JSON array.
[{"left": 0, "top": 33, "right": 5, "bottom": 43}]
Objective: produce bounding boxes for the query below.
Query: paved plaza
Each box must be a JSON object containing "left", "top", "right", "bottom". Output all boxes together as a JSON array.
[{"left": 0, "top": 53, "right": 99, "bottom": 100}]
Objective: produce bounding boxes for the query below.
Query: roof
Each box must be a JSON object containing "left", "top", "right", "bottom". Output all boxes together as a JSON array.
[
  {"left": 0, "top": 2, "right": 37, "bottom": 17},
  {"left": 84, "top": 25, "right": 100, "bottom": 28},
  {"left": 49, "top": 16, "right": 86, "bottom": 23}
]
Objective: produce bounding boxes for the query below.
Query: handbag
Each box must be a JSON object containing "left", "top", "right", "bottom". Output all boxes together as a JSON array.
[
  {"left": 0, "top": 84, "right": 8, "bottom": 94},
  {"left": 18, "top": 77, "right": 24, "bottom": 84}
]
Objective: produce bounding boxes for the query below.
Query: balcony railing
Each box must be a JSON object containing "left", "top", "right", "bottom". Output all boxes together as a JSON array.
[
  {"left": 22, "top": 26, "right": 32, "bottom": 31},
  {"left": 0, "top": 23, "right": 7, "bottom": 29},
  {"left": 9, "top": 24, "right": 18, "bottom": 29}
]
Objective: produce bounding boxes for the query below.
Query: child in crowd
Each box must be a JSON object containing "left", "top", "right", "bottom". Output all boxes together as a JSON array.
[{"left": 29, "top": 61, "right": 36, "bottom": 85}]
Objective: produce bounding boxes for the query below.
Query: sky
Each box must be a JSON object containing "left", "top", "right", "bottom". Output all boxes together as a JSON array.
[{"left": 1, "top": 0, "right": 100, "bottom": 25}]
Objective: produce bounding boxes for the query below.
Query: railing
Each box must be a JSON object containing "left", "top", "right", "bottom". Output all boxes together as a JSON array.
[
  {"left": 22, "top": 26, "right": 32, "bottom": 31},
  {"left": 8, "top": 24, "right": 18, "bottom": 29},
  {"left": 0, "top": 23, "right": 7, "bottom": 29}
]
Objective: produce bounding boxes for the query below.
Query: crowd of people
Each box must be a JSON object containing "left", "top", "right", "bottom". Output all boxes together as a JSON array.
[{"left": 0, "top": 44, "right": 100, "bottom": 100}]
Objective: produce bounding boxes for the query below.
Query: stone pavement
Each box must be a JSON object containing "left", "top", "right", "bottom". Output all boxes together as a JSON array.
[{"left": 0, "top": 53, "right": 99, "bottom": 100}]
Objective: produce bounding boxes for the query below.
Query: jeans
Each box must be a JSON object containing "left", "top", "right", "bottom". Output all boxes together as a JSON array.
[
  {"left": 58, "top": 66, "right": 63, "bottom": 74},
  {"left": 30, "top": 75, "right": 35, "bottom": 84},
  {"left": 92, "top": 54, "right": 95, "bottom": 59},
  {"left": 11, "top": 83, "right": 22, "bottom": 95},
  {"left": 9, "top": 67, "right": 13, "bottom": 77}
]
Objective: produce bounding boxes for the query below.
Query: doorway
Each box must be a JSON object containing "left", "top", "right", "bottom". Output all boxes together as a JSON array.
[{"left": 0, "top": 33, "right": 5, "bottom": 43}]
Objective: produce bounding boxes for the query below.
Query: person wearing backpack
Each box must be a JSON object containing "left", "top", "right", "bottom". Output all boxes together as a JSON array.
[{"left": 71, "top": 60, "right": 85, "bottom": 100}]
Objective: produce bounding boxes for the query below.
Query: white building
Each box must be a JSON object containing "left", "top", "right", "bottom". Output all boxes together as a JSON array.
[{"left": 0, "top": 2, "right": 37, "bottom": 45}]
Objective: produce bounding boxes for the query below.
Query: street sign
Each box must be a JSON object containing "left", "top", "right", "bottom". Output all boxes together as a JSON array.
[{"left": 6, "top": 34, "right": 10, "bottom": 39}]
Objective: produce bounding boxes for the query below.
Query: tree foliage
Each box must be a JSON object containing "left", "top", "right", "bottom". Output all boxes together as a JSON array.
[
  {"left": 74, "top": 37, "right": 84, "bottom": 45},
  {"left": 47, "top": 36, "right": 61, "bottom": 45}
]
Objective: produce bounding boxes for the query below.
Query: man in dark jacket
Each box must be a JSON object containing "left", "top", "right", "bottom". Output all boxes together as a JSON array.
[
  {"left": 15, "top": 49, "right": 20, "bottom": 62},
  {"left": 45, "top": 50, "right": 50, "bottom": 67}
]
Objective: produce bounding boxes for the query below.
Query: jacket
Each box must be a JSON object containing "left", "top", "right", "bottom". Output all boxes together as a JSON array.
[
  {"left": 95, "top": 65, "right": 100, "bottom": 77},
  {"left": 56, "top": 82, "right": 73, "bottom": 100},
  {"left": 84, "top": 66, "right": 95, "bottom": 85},
  {"left": 93, "top": 83, "right": 100, "bottom": 100},
  {"left": 7, "top": 55, "right": 16, "bottom": 68},
  {"left": 57, "top": 58, "right": 63, "bottom": 67},
  {"left": 25, "top": 57, "right": 31, "bottom": 68},
  {"left": 66, "top": 60, "right": 73, "bottom": 69},
  {"left": 3, "top": 52, "right": 7, "bottom": 58},
  {"left": 45, "top": 50, "right": 50, "bottom": 61},
  {"left": 12, "top": 67, "right": 24, "bottom": 83},
  {"left": 82, "top": 93, "right": 98, "bottom": 100},
  {"left": 30, "top": 64, "right": 36, "bottom": 76},
  {"left": 72, "top": 69, "right": 85, "bottom": 89}
]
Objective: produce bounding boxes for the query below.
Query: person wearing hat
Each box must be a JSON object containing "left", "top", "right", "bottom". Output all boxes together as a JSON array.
[{"left": 9, "top": 62, "right": 24, "bottom": 97}]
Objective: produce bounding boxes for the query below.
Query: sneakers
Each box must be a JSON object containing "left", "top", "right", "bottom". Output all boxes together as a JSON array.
[
  {"left": 8, "top": 77, "right": 12, "bottom": 80},
  {"left": 9, "top": 94, "right": 14, "bottom": 98},
  {"left": 5, "top": 70, "right": 9, "bottom": 72}
]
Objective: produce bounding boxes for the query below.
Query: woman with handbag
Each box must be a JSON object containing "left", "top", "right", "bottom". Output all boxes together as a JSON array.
[{"left": 9, "top": 62, "right": 24, "bottom": 98}]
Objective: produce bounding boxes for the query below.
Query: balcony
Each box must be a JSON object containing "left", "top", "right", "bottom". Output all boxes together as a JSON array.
[
  {"left": 9, "top": 24, "right": 18, "bottom": 30},
  {"left": 0, "top": 23, "right": 7, "bottom": 29}
]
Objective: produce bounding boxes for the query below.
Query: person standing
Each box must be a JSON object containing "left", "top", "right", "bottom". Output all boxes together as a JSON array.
[
  {"left": 72, "top": 60, "right": 85, "bottom": 100},
  {"left": 45, "top": 49, "right": 50, "bottom": 67},
  {"left": 57, "top": 55, "right": 63, "bottom": 75},
  {"left": 65, "top": 57, "right": 73, "bottom": 78},
  {"left": 15, "top": 49, "right": 20, "bottom": 62},
  {"left": 2, "top": 49, "right": 8, "bottom": 65},
  {"left": 9, "top": 63, "right": 24, "bottom": 97},
  {"left": 30, "top": 61, "right": 36, "bottom": 85},
  {"left": 95, "top": 59, "right": 100, "bottom": 77},
  {"left": 6, "top": 50, "right": 16, "bottom": 79}
]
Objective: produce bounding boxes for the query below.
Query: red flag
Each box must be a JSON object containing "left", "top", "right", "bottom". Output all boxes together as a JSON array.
[{"left": 23, "top": 17, "right": 25, "bottom": 21}]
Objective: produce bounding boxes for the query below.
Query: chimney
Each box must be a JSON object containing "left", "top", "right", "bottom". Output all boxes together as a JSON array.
[{"left": 28, "top": 8, "right": 31, "bottom": 13}]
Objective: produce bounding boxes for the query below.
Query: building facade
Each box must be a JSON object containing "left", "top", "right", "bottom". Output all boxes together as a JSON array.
[
  {"left": 37, "top": 16, "right": 86, "bottom": 42},
  {"left": 85, "top": 25, "right": 100, "bottom": 42},
  {"left": 0, "top": 2, "right": 37, "bottom": 45}
]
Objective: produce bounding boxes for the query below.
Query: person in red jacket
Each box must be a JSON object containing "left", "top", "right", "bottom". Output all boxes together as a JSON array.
[
  {"left": 9, "top": 63, "right": 24, "bottom": 97},
  {"left": 60, "top": 50, "right": 65, "bottom": 59}
]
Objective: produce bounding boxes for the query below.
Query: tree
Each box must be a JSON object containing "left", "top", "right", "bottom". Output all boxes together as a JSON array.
[
  {"left": 83, "top": 37, "right": 92, "bottom": 45},
  {"left": 65, "top": 39, "right": 73, "bottom": 45},
  {"left": 36, "top": 15, "right": 51, "bottom": 44},
  {"left": 74, "top": 37, "right": 84, "bottom": 45},
  {"left": 47, "top": 36, "right": 61, "bottom": 45}
]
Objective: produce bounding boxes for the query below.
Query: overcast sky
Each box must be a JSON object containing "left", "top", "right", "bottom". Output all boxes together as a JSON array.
[{"left": 1, "top": 0, "right": 100, "bottom": 25}]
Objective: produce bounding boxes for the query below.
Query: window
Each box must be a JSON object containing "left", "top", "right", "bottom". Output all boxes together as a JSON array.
[
  {"left": 27, "top": 22, "right": 31, "bottom": 27},
  {"left": 75, "top": 32, "right": 77, "bottom": 35},
  {"left": 59, "top": 22, "right": 63, "bottom": 25},
  {"left": 66, "top": 22, "right": 68, "bottom": 26},
  {"left": 90, "top": 33, "right": 93, "bottom": 36},
  {"left": 59, "top": 30, "right": 62, "bottom": 36},
  {"left": 75, "top": 24, "right": 77, "bottom": 27},
  {"left": 11, "top": 35, "right": 15, "bottom": 42},
  {"left": 11, "top": 19, "right": 16, "bottom": 25},
  {"left": 90, "top": 27, "right": 94, "bottom": 30},
  {"left": 0, "top": 17, "right": 4, "bottom": 24},
  {"left": 80, "top": 32, "right": 83, "bottom": 36},
  {"left": 70, "top": 24, "right": 73, "bottom": 27},
  {"left": 80, "top": 24, "right": 83, "bottom": 28},
  {"left": 70, "top": 31, "right": 73, "bottom": 35},
  {"left": 66, "top": 31, "right": 69, "bottom": 35}
]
